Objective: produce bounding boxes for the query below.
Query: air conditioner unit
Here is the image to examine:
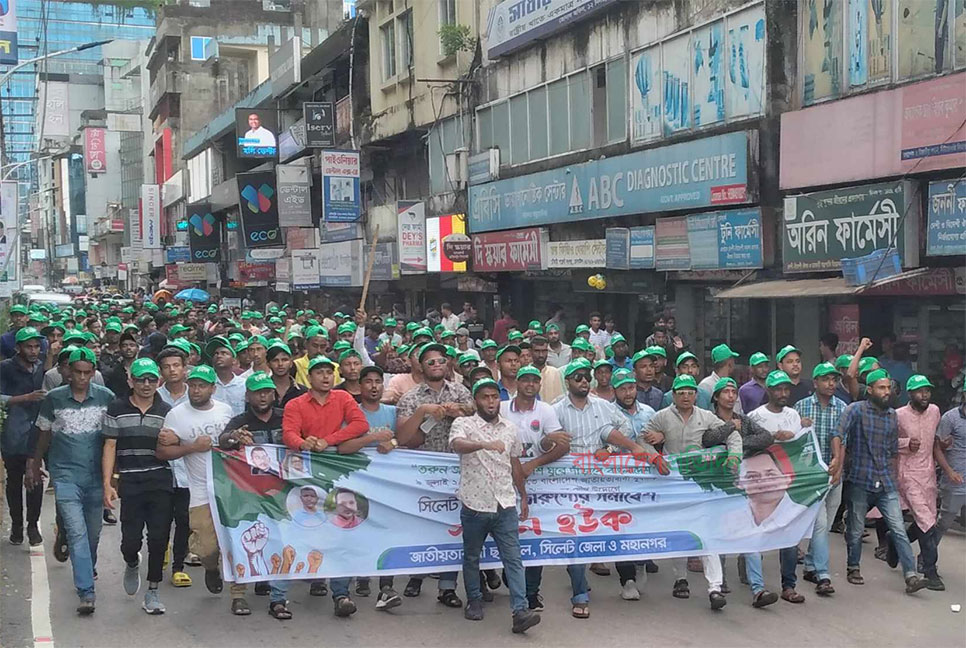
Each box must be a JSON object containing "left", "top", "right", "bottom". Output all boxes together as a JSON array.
[{"left": 445, "top": 147, "right": 468, "bottom": 190}]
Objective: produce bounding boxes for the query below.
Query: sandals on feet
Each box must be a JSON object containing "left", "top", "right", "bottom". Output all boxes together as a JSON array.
[
  {"left": 847, "top": 569, "right": 864, "bottom": 585},
  {"left": 571, "top": 603, "right": 590, "bottom": 619},
  {"left": 231, "top": 598, "right": 252, "bottom": 616},
  {"left": 437, "top": 589, "right": 462, "bottom": 608},
  {"left": 672, "top": 579, "right": 690, "bottom": 599},
  {"left": 781, "top": 588, "right": 805, "bottom": 603},
  {"left": 268, "top": 601, "right": 292, "bottom": 620},
  {"left": 404, "top": 578, "right": 422, "bottom": 597},
  {"left": 815, "top": 579, "right": 835, "bottom": 596}
]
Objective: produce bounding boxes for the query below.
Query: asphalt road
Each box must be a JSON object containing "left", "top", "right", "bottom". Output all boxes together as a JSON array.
[{"left": 1, "top": 491, "right": 964, "bottom": 648}]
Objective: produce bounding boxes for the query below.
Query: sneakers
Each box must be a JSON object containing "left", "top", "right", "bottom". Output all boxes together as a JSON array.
[
  {"left": 375, "top": 587, "right": 401, "bottom": 611},
  {"left": 333, "top": 595, "right": 357, "bottom": 617},
  {"left": 204, "top": 569, "right": 223, "bottom": 594},
  {"left": 103, "top": 509, "right": 117, "bottom": 525},
  {"left": 620, "top": 579, "right": 641, "bottom": 601},
  {"left": 309, "top": 581, "right": 328, "bottom": 597},
  {"left": 53, "top": 525, "right": 69, "bottom": 562},
  {"left": 672, "top": 579, "right": 690, "bottom": 599},
  {"left": 76, "top": 596, "right": 96, "bottom": 616},
  {"left": 464, "top": 599, "right": 484, "bottom": 621},
  {"left": 904, "top": 575, "right": 928, "bottom": 594},
  {"left": 355, "top": 579, "right": 371, "bottom": 597},
  {"left": 709, "top": 591, "right": 727, "bottom": 610},
  {"left": 142, "top": 589, "right": 165, "bottom": 615},
  {"left": 254, "top": 582, "right": 271, "bottom": 596},
  {"left": 511, "top": 609, "right": 541, "bottom": 634},
  {"left": 26, "top": 525, "right": 42, "bottom": 547},
  {"left": 527, "top": 593, "right": 544, "bottom": 612},
  {"left": 9, "top": 528, "right": 23, "bottom": 545},
  {"left": 124, "top": 555, "right": 141, "bottom": 596},
  {"left": 924, "top": 575, "right": 945, "bottom": 591}
]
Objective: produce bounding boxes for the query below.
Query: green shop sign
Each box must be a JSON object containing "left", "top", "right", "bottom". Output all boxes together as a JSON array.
[{"left": 782, "top": 181, "right": 920, "bottom": 273}]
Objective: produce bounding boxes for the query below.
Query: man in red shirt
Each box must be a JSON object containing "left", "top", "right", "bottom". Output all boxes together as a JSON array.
[
  {"left": 281, "top": 355, "right": 368, "bottom": 617},
  {"left": 491, "top": 307, "right": 518, "bottom": 346}
]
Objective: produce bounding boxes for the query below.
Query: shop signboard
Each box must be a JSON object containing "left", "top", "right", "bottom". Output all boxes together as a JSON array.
[
  {"left": 0, "top": 0, "right": 19, "bottom": 65},
  {"left": 277, "top": 161, "right": 313, "bottom": 227},
  {"left": 178, "top": 263, "right": 207, "bottom": 281},
  {"left": 426, "top": 214, "right": 467, "bottom": 273},
  {"left": 165, "top": 247, "right": 190, "bottom": 263},
  {"left": 654, "top": 217, "right": 690, "bottom": 270},
  {"left": 318, "top": 239, "right": 363, "bottom": 287},
  {"left": 827, "top": 304, "right": 861, "bottom": 354},
  {"left": 545, "top": 239, "right": 606, "bottom": 269},
  {"left": 320, "top": 150, "right": 361, "bottom": 222},
  {"left": 237, "top": 171, "right": 282, "bottom": 248},
  {"left": 605, "top": 228, "right": 630, "bottom": 270},
  {"left": 84, "top": 128, "right": 107, "bottom": 174},
  {"left": 782, "top": 181, "right": 920, "bottom": 273},
  {"left": 686, "top": 208, "right": 763, "bottom": 271},
  {"left": 926, "top": 180, "right": 966, "bottom": 257},
  {"left": 469, "top": 131, "right": 754, "bottom": 232},
  {"left": 365, "top": 242, "right": 399, "bottom": 281},
  {"left": 303, "top": 102, "right": 335, "bottom": 148},
  {"left": 236, "top": 261, "right": 275, "bottom": 282},
  {"left": 485, "top": 0, "right": 619, "bottom": 59},
  {"left": 291, "top": 249, "right": 320, "bottom": 289},
  {"left": 471, "top": 228, "right": 543, "bottom": 272},
  {"left": 630, "top": 226, "right": 656, "bottom": 269},
  {"left": 397, "top": 201, "right": 427, "bottom": 274},
  {"left": 187, "top": 202, "right": 220, "bottom": 263}
]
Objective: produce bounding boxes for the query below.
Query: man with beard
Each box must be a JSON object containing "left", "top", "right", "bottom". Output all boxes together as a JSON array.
[
  {"left": 396, "top": 343, "right": 475, "bottom": 607},
  {"left": 893, "top": 375, "right": 943, "bottom": 590},
  {"left": 106, "top": 332, "right": 140, "bottom": 401},
  {"left": 382, "top": 345, "right": 424, "bottom": 405},
  {"left": 99, "top": 321, "right": 122, "bottom": 373},
  {"left": 545, "top": 323, "right": 571, "bottom": 369},
  {"left": 206, "top": 336, "right": 246, "bottom": 416},
  {"left": 832, "top": 369, "right": 929, "bottom": 594},
  {"left": 102, "top": 359, "right": 173, "bottom": 615},
  {"left": 450, "top": 378, "right": 541, "bottom": 634},
  {"left": 266, "top": 341, "right": 304, "bottom": 407},
  {"left": 216, "top": 372, "right": 293, "bottom": 619},
  {"left": 529, "top": 336, "right": 564, "bottom": 404},
  {"left": 480, "top": 339, "right": 501, "bottom": 378},
  {"left": 630, "top": 348, "right": 664, "bottom": 412},
  {"left": 0, "top": 303, "right": 30, "bottom": 360}
]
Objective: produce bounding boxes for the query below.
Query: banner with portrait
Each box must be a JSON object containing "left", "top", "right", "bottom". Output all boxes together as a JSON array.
[{"left": 207, "top": 434, "right": 828, "bottom": 584}]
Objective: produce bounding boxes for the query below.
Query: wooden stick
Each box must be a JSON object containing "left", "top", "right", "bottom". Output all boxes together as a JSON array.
[{"left": 359, "top": 224, "right": 380, "bottom": 311}]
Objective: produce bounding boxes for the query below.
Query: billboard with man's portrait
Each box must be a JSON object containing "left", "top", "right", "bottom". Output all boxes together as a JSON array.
[{"left": 236, "top": 108, "right": 278, "bottom": 159}]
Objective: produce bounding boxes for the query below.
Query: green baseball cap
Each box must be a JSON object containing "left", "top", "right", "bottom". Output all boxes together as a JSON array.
[
  {"left": 405, "top": 322, "right": 420, "bottom": 333},
  {"left": 713, "top": 377, "right": 738, "bottom": 394},
  {"left": 776, "top": 345, "right": 801, "bottom": 363},
  {"left": 245, "top": 371, "right": 276, "bottom": 392},
  {"left": 858, "top": 356, "right": 879, "bottom": 375},
  {"left": 765, "top": 370, "right": 793, "bottom": 388},
  {"left": 496, "top": 344, "right": 521, "bottom": 360},
  {"left": 440, "top": 330, "right": 456, "bottom": 340},
  {"left": 187, "top": 365, "right": 217, "bottom": 384},
  {"left": 471, "top": 377, "right": 500, "bottom": 396},
  {"left": 418, "top": 342, "right": 448, "bottom": 362},
  {"left": 516, "top": 365, "right": 542, "bottom": 380},
  {"left": 458, "top": 352, "right": 478, "bottom": 367},
  {"left": 248, "top": 334, "right": 269, "bottom": 349},
  {"left": 205, "top": 336, "right": 236, "bottom": 358},
  {"left": 228, "top": 333, "right": 246, "bottom": 344},
  {"left": 15, "top": 326, "right": 42, "bottom": 343},
  {"left": 338, "top": 349, "right": 361, "bottom": 363},
  {"left": 332, "top": 340, "right": 352, "bottom": 353},
  {"left": 834, "top": 354, "right": 853, "bottom": 371},
  {"left": 27, "top": 313, "right": 47, "bottom": 326},
  {"left": 865, "top": 368, "right": 890, "bottom": 386},
  {"left": 644, "top": 345, "right": 667, "bottom": 359},
  {"left": 130, "top": 358, "right": 161, "bottom": 379},
  {"left": 58, "top": 344, "right": 80, "bottom": 361},
  {"left": 575, "top": 324, "right": 590, "bottom": 335},
  {"left": 68, "top": 347, "right": 97, "bottom": 366},
  {"left": 10, "top": 305, "right": 27, "bottom": 315},
  {"left": 308, "top": 356, "right": 337, "bottom": 372},
  {"left": 266, "top": 341, "right": 292, "bottom": 360},
  {"left": 414, "top": 327, "right": 434, "bottom": 340},
  {"left": 337, "top": 322, "right": 357, "bottom": 335},
  {"left": 610, "top": 333, "right": 627, "bottom": 346},
  {"left": 749, "top": 352, "right": 770, "bottom": 366},
  {"left": 711, "top": 343, "right": 739, "bottom": 365},
  {"left": 593, "top": 359, "right": 612, "bottom": 371},
  {"left": 168, "top": 324, "right": 190, "bottom": 336},
  {"left": 906, "top": 374, "right": 935, "bottom": 392},
  {"left": 233, "top": 339, "right": 251, "bottom": 354},
  {"left": 631, "top": 349, "right": 649, "bottom": 366},
  {"left": 672, "top": 374, "right": 699, "bottom": 391},
  {"left": 445, "top": 346, "right": 459, "bottom": 359},
  {"left": 407, "top": 344, "right": 424, "bottom": 358},
  {"left": 384, "top": 317, "right": 397, "bottom": 327},
  {"left": 546, "top": 322, "right": 560, "bottom": 332},
  {"left": 507, "top": 330, "right": 524, "bottom": 342},
  {"left": 812, "top": 362, "right": 841, "bottom": 379},
  {"left": 164, "top": 338, "right": 192, "bottom": 355},
  {"left": 480, "top": 339, "right": 498, "bottom": 351},
  {"left": 563, "top": 357, "right": 593, "bottom": 378},
  {"left": 304, "top": 325, "right": 328, "bottom": 340},
  {"left": 571, "top": 338, "right": 595, "bottom": 353},
  {"left": 105, "top": 321, "right": 122, "bottom": 334},
  {"left": 675, "top": 351, "right": 699, "bottom": 368},
  {"left": 612, "top": 369, "right": 636, "bottom": 389}
]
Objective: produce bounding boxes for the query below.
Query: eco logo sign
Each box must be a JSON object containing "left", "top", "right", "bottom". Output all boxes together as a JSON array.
[
  {"left": 190, "top": 212, "right": 216, "bottom": 236},
  {"left": 241, "top": 184, "right": 274, "bottom": 213},
  {"left": 187, "top": 202, "right": 219, "bottom": 262}
]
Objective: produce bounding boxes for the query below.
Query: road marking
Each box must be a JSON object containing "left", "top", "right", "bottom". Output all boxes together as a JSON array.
[{"left": 30, "top": 545, "right": 55, "bottom": 648}]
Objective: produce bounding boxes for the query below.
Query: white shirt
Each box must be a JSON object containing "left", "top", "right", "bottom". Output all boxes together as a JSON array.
[
  {"left": 698, "top": 371, "right": 744, "bottom": 415},
  {"left": 500, "top": 399, "right": 563, "bottom": 459},
  {"left": 440, "top": 313, "right": 461, "bottom": 333},
  {"left": 449, "top": 414, "right": 523, "bottom": 512},
  {"left": 588, "top": 328, "right": 612, "bottom": 353},
  {"left": 158, "top": 383, "right": 190, "bottom": 488},
  {"left": 214, "top": 372, "right": 247, "bottom": 416},
  {"left": 747, "top": 405, "right": 803, "bottom": 438},
  {"left": 546, "top": 343, "right": 572, "bottom": 368},
  {"left": 243, "top": 126, "right": 276, "bottom": 147},
  {"left": 552, "top": 394, "right": 629, "bottom": 454},
  {"left": 724, "top": 492, "right": 809, "bottom": 537},
  {"left": 163, "top": 401, "right": 233, "bottom": 507}
]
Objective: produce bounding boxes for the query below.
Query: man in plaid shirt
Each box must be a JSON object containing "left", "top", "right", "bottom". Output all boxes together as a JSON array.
[
  {"left": 795, "top": 362, "right": 847, "bottom": 595},
  {"left": 831, "top": 369, "right": 928, "bottom": 594}
]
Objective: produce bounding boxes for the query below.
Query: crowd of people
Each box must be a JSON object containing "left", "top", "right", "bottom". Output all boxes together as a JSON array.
[{"left": 1, "top": 295, "right": 963, "bottom": 634}]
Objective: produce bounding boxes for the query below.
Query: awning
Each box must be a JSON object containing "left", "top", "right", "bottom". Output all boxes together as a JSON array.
[{"left": 713, "top": 268, "right": 931, "bottom": 299}]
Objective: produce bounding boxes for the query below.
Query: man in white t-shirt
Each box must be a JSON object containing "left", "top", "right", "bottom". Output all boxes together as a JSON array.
[
  {"left": 498, "top": 365, "right": 571, "bottom": 611},
  {"left": 742, "top": 370, "right": 809, "bottom": 608},
  {"left": 156, "top": 365, "right": 235, "bottom": 608},
  {"left": 242, "top": 113, "right": 276, "bottom": 148}
]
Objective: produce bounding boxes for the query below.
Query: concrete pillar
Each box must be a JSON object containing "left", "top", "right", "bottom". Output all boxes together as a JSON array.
[{"left": 794, "top": 299, "right": 821, "bottom": 369}]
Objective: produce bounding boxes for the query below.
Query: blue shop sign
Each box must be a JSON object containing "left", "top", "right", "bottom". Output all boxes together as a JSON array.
[
  {"left": 468, "top": 131, "right": 755, "bottom": 233},
  {"left": 926, "top": 180, "right": 966, "bottom": 257}
]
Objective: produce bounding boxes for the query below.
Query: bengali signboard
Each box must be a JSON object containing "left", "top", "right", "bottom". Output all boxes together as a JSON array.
[
  {"left": 84, "top": 128, "right": 107, "bottom": 174},
  {"left": 236, "top": 261, "right": 275, "bottom": 283},
  {"left": 546, "top": 239, "right": 606, "bottom": 269},
  {"left": 320, "top": 150, "right": 361, "bottom": 222},
  {"left": 782, "top": 181, "right": 920, "bottom": 273},
  {"left": 687, "top": 208, "right": 763, "bottom": 271},
  {"left": 397, "top": 201, "right": 427, "bottom": 274},
  {"left": 828, "top": 304, "right": 860, "bottom": 355},
  {"left": 469, "top": 131, "right": 755, "bottom": 233},
  {"left": 629, "top": 226, "right": 656, "bottom": 270},
  {"left": 605, "top": 228, "right": 630, "bottom": 270},
  {"left": 471, "top": 228, "right": 543, "bottom": 272},
  {"left": 318, "top": 239, "right": 363, "bottom": 287},
  {"left": 365, "top": 242, "right": 399, "bottom": 281},
  {"left": 655, "top": 217, "right": 690, "bottom": 271},
  {"left": 485, "top": 0, "right": 620, "bottom": 58},
  {"left": 277, "top": 161, "right": 313, "bottom": 228},
  {"left": 0, "top": 0, "right": 19, "bottom": 65},
  {"left": 291, "top": 249, "right": 320, "bottom": 290},
  {"left": 926, "top": 180, "right": 966, "bottom": 257}
]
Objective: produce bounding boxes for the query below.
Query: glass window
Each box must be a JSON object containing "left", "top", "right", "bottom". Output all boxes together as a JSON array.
[
  {"left": 528, "top": 86, "right": 549, "bottom": 160},
  {"left": 381, "top": 21, "right": 396, "bottom": 79},
  {"left": 509, "top": 94, "right": 529, "bottom": 165},
  {"left": 438, "top": 0, "right": 457, "bottom": 54},
  {"left": 548, "top": 78, "right": 569, "bottom": 156},
  {"left": 606, "top": 57, "right": 627, "bottom": 143},
  {"left": 477, "top": 107, "right": 493, "bottom": 152},
  {"left": 398, "top": 11, "right": 414, "bottom": 71},
  {"left": 569, "top": 72, "right": 591, "bottom": 151},
  {"left": 491, "top": 101, "right": 510, "bottom": 162},
  {"left": 190, "top": 36, "right": 212, "bottom": 61}
]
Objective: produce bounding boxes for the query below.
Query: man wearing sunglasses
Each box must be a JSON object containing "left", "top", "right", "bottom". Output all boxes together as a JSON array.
[{"left": 102, "top": 358, "right": 174, "bottom": 615}]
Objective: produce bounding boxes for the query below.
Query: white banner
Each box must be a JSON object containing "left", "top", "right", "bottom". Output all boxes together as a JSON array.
[
  {"left": 291, "top": 249, "right": 320, "bottom": 289},
  {"left": 141, "top": 184, "right": 162, "bottom": 249},
  {"left": 545, "top": 239, "right": 607, "bottom": 268}
]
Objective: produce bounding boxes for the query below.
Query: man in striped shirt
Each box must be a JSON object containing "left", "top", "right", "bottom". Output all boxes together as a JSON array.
[{"left": 102, "top": 358, "right": 173, "bottom": 615}]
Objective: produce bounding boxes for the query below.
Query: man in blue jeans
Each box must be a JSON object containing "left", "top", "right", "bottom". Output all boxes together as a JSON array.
[
  {"left": 449, "top": 378, "right": 540, "bottom": 634},
  {"left": 831, "top": 369, "right": 928, "bottom": 594},
  {"left": 26, "top": 347, "right": 115, "bottom": 615}
]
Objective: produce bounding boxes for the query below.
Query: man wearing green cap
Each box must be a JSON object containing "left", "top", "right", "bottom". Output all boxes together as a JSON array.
[
  {"left": 206, "top": 337, "right": 246, "bottom": 416},
  {"left": 495, "top": 345, "right": 522, "bottom": 400},
  {"left": 832, "top": 369, "right": 929, "bottom": 593},
  {"left": 105, "top": 332, "right": 140, "bottom": 401},
  {"left": 659, "top": 352, "right": 713, "bottom": 410},
  {"left": 644, "top": 373, "right": 736, "bottom": 608},
  {"left": 478, "top": 339, "right": 500, "bottom": 378},
  {"left": 552, "top": 357, "right": 651, "bottom": 618},
  {"left": 293, "top": 326, "right": 339, "bottom": 389},
  {"left": 738, "top": 352, "right": 771, "bottom": 414},
  {"left": 99, "top": 321, "right": 123, "bottom": 374},
  {"left": 894, "top": 375, "right": 943, "bottom": 589},
  {"left": 379, "top": 317, "right": 402, "bottom": 348},
  {"left": 833, "top": 354, "right": 854, "bottom": 404},
  {"left": 606, "top": 334, "right": 632, "bottom": 371},
  {"left": 776, "top": 345, "right": 813, "bottom": 406},
  {"left": 449, "top": 377, "right": 541, "bottom": 634},
  {"left": 794, "top": 363, "right": 848, "bottom": 595},
  {"left": 396, "top": 343, "right": 474, "bottom": 605},
  {"left": 1, "top": 304, "right": 30, "bottom": 359},
  {"left": 44, "top": 344, "right": 107, "bottom": 391},
  {"left": 216, "top": 371, "right": 294, "bottom": 618},
  {"left": 156, "top": 365, "right": 236, "bottom": 604},
  {"left": 27, "top": 348, "right": 115, "bottom": 615},
  {"left": 102, "top": 358, "right": 173, "bottom": 614},
  {"left": 545, "top": 323, "right": 571, "bottom": 368},
  {"left": 1, "top": 326, "right": 48, "bottom": 546},
  {"left": 698, "top": 344, "right": 744, "bottom": 414},
  {"left": 266, "top": 342, "right": 305, "bottom": 407},
  {"left": 630, "top": 348, "right": 664, "bottom": 412}
]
